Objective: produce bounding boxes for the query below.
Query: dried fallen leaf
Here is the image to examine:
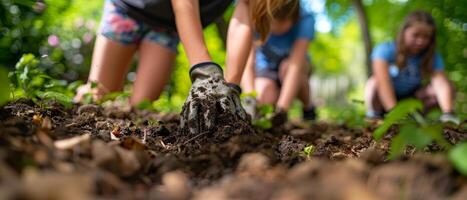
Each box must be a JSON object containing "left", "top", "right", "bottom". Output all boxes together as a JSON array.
[
  {"left": 114, "top": 146, "right": 141, "bottom": 177},
  {"left": 54, "top": 134, "right": 91, "bottom": 150},
  {"left": 111, "top": 126, "right": 121, "bottom": 141},
  {"left": 121, "top": 137, "right": 146, "bottom": 151},
  {"left": 41, "top": 116, "right": 52, "bottom": 130},
  {"left": 32, "top": 114, "right": 42, "bottom": 126}
]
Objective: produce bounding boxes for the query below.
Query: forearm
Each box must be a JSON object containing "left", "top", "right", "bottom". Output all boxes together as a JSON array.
[
  {"left": 276, "top": 39, "right": 309, "bottom": 110},
  {"left": 241, "top": 46, "right": 256, "bottom": 93},
  {"left": 373, "top": 60, "right": 397, "bottom": 110},
  {"left": 225, "top": 0, "right": 253, "bottom": 84},
  {"left": 171, "top": 0, "right": 211, "bottom": 66},
  {"left": 277, "top": 61, "right": 302, "bottom": 110}
]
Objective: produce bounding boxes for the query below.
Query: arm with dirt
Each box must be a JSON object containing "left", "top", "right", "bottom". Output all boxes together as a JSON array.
[
  {"left": 171, "top": 0, "right": 249, "bottom": 134},
  {"left": 373, "top": 59, "right": 397, "bottom": 111}
]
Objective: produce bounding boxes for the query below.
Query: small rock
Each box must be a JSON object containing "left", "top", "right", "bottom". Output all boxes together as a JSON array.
[{"left": 77, "top": 104, "right": 101, "bottom": 116}]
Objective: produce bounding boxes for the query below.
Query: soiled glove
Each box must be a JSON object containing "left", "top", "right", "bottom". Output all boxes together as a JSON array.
[
  {"left": 242, "top": 96, "right": 257, "bottom": 119},
  {"left": 180, "top": 62, "right": 248, "bottom": 134}
]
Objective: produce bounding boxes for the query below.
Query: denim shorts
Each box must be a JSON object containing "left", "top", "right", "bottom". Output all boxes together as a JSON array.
[
  {"left": 99, "top": 0, "right": 179, "bottom": 52},
  {"left": 255, "top": 59, "right": 311, "bottom": 87}
]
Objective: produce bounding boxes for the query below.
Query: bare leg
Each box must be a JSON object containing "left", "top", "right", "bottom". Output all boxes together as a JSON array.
[
  {"left": 255, "top": 77, "right": 280, "bottom": 105},
  {"left": 130, "top": 40, "right": 176, "bottom": 105},
  {"left": 74, "top": 35, "right": 137, "bottom": 102},
  {"left": 365, "top": 76, "right": 384, "bottom": 113},
  {"left": 429, "top": 72, "right": 455, "bottom": 113},
  {"left": 415, "top": 85, "right": 455, "bottom": 113}
]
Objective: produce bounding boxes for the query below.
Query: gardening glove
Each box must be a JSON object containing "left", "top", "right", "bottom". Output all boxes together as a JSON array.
[
  {"left": 439, "top": 112, "right": 461, "bottom": 125},
  {"left": 242, "top": 96, "right": 257, "bottom": 119},
  {"left": 180, "top": 62, "right": 249, "bottom": 134}
]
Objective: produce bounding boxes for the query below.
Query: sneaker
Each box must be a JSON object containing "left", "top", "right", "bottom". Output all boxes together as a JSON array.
[
  {"left": 365, "top": 110, "right": 384, "bottom": 120},
  {"left": 303, "top": 106, "right": 317, "bottom": 121},
  {"left": 271, "top": 109, "right": 288, "bottom": 126},
  {"left": 439, "top": 112, "right": 460, "bottom": 125}
]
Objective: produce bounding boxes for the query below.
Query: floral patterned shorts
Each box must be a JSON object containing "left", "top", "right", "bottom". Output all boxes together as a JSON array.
[{"left": 99, "top": 0, "right": 179, "bottom": 52}]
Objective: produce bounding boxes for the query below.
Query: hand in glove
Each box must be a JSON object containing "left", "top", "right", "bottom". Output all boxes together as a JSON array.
[
  {"left": 242, "top": 95, "right": 257, "bottom": 119},
  {"left": 180, "top": 62, "right": 249, "bottom": 134}
]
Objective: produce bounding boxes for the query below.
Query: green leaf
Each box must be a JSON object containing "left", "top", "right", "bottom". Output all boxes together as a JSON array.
[
  {"left": 449, "top": 142, "right": 467, "bottom": 176},
  {"left": 423, "top": 124, "right": 452, "bottom": 149},
  {"left": 0, "top": 68, "right": 11, "bottom": 106},
  {"left": 258, "top": 104, "right": 274, "bottom": 116},
  {"left": 99, "top": 91, "right": 125, "bottom": 102},
  {"left": 240, "top": 91, "right": 257, "bottom": 99},
  {"left": 388, "top": 131, "right": 407, "bottom": 160},
  {"left": 38, "top": 91, "right": 73, "bottom": 108},
  {"left": 90, "top": 82, "right": 98, "bottom": 89},
  {"left": 45, "top": 79, "right": 67, "bottom": 89},
  {"left": 402, "top": 124, "right": 433, "bottom": 149},
  {"left": 303, "top": 145, "right": 315, "bottom": 156},
  {"left": 373, "top": 99, "right": 423, "bottom": 141},
  {"left": 136, "top": 100, "right": 154, "bottom": 110},
  {"left": 15, "top": 54, "right": 39, "bottom": 71},
  {"left": 67, "top": 80, "right": 84, "bottom": 92},
  {"left": 252, "top": 117, "right": 272, "bottom": 129}
]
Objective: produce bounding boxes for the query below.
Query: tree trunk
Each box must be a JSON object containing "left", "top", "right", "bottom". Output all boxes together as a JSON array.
[{"left": 352, "top": 0, "right": 372, "bottom": 77}]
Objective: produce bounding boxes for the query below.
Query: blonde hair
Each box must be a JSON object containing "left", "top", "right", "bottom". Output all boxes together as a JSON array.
[
  {"left": 396, "top": 10, "right": 436, "bottom": 77},
  {"left": 249, "top": 0, "right": 299, "bottom": 42}
]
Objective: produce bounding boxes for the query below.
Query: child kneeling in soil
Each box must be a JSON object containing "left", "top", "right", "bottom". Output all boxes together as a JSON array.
[
  {"left": 74, "top": 0, "right": 233, "bottom": 105},
  {"left": 235, "top": 0, "right": 317, "bottom": 122},
  {"left": 364, "top": 11, "right": 459, "bottom": 124}
]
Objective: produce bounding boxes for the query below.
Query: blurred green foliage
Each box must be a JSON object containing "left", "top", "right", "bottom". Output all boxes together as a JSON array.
[
  {"left": 0, "top": 67, "right": 11, "bottom": 105},
  {"left": 324, "top": 0, "right": 467, "bottom": 115},
  {"left": 9, "top": 54, "right": 75, "bottom": 107},
  {"left": 372, "top": 98, "right": 466, "bottom": 175},
  {"left": 449, "top": 142, "right": 467, "bottom": 176},
  {"left": 0, "top": 0, "right": 102, "bottom": 80}
]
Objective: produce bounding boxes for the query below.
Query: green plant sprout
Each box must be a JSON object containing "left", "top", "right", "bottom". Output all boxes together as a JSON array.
[
  {"left": 251, "top": 104, "right": 275, "bottom": 129},
  {"left": 9, "top": 54, "right": 74, "bottom": 107},
  {"left": 300, "top": 145, "right": 315, "bottom": 159},
  {"left": 373, "top": 98, "right": 467, "bottom": 176}
]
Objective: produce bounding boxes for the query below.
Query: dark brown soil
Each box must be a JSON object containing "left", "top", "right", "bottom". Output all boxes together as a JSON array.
[{"left": 0, "top": 99, "right": 466, "bottom": 200}]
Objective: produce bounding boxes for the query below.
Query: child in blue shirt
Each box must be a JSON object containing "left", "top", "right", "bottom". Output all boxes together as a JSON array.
[
  {"left": 365, "top": 11, "right": 459, "bottom": 124},
  {"left": 239, "top": 0, "right": 316, "bottom": 121}
]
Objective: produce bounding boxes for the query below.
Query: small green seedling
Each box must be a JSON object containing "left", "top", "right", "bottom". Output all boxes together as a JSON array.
[
  {"left": 300, "top": 144, "right": 315, "bottom": 159},
  {"left": 252, "top": 104, "right": 275, "bottom": 129},
  {"left": 136, "top": 99, "right": 154, "bottom": 110}
]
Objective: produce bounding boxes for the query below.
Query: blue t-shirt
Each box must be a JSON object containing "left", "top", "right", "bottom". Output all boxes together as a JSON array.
[
  {"left": 371, "top": 41, "right": 444, "bottom": 97},
  {"left": 255, "top": 0, "right": 315, "bottom": 71}
]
